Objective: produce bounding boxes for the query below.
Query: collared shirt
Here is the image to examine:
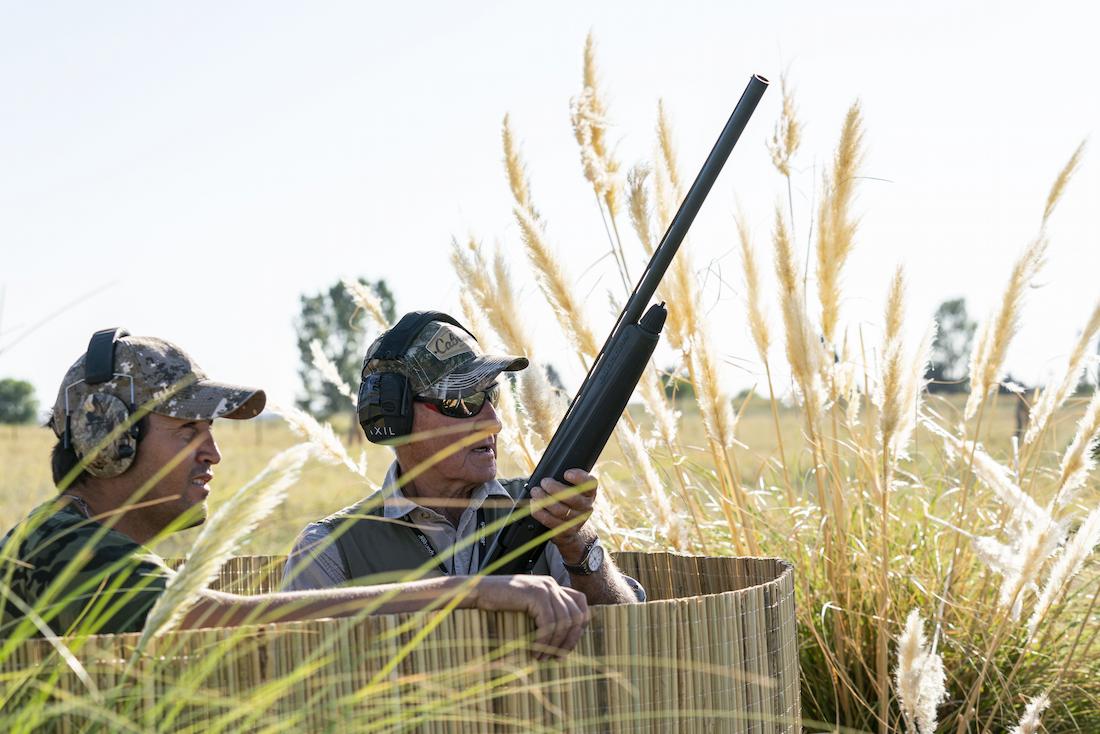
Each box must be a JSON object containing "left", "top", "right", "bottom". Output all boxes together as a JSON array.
[{"left": 281, "top": 462, "right": 645, "bottom": 602}]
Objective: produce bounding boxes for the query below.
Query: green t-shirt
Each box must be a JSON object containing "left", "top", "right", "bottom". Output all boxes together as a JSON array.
[{"left": 1, "top": 501, "right": 171, "bottom": 636}]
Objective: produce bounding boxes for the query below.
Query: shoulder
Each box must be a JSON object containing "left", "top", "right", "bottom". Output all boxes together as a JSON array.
[
  {"left": 316, "top": 492, "right": 386, "bottom": 528},
  {"left": 10, "top": 503, "right": 116, "bottom": 568},
  {"left": 290, "top": 521, "right": 334, "bottom": 551}
]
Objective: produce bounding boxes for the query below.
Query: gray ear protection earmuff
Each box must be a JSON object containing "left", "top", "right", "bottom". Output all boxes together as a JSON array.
[
  {"left": 357, "top": 311, "right": 476, "bottom": 444},
  {"left": 63, "top": 327, "right": 141, "bottom": 478}
]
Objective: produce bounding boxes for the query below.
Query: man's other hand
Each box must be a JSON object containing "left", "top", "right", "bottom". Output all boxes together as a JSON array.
[{"left": 474, "top": 575, "right": 589, "bottom": 659}]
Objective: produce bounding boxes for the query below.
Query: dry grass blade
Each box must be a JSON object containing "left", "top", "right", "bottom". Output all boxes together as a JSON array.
[
  {"left": 737, "top": 213, "right": 771, "bottom": 361},
  {"left": 877, "top": 266, "right": 907, "bottom": 455},
  {"left": 691, "top": 330, "right": 737, "bottom": 451},
  {"left": 627, "top": 163, "right": 655, "bottom": 255},
  {"left": 451, "top": 237, "right": 537, "bottom": 361},
  {"left": 1023, "top": 297, "right": 1100, "bottom": 448},
  {"left": 341, "top": 277, "right": 391, "bottom": 332},
  {"left": 452, "top": 236, "right": 567, "bottom": 449},
  {"left": 816, "top": 101, "right": 865, "bottom": 348},
  {"left": 309, "top": 339, "right": 356, "bottom": 405},
  {"left": 965, "top": 236, "right": 1048, "bottom": 419},
  {"left": 656, "top": 99, "right": 682, "bottom": 197},
  {"left": 773, "top": 205, "right": 822, "bottom": 407},
  {"left": 513, "top": 205, "right": 600, "bottom": 360},
  {"left": 502, "top": 114, "right": 601, "bottom": 361},
  {"left": 1041, "top": 140, "right": 1086, "bottom": 227},
  {"left": 617, "top": 422, "right": 686, "bottom": 549},
  {"left": 134, "top": 443, "right": 313, "bottom": 655},
  {"left": 650, "top": 105, "right": 703, "bottom": 354},
  {"left": 276, "top": 403, "right": 366, "bottom": 477},
  {"left": 767, "top": 73, "right": 803, "bottom": 177},
  {"left": 570, "top": 33, "right": 621, "bottom": 217},
  {"left": 639, "top": 368, "right": 680, "bottom": 447},
  {"left": 0, "top": 583, "right": 100, "bottom": 701},
  {"left": 502, "top": 113, "right": 535, "bottom": 215}
]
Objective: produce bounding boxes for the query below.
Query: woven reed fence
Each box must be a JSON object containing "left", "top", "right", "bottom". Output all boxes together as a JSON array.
[{"left": 3, "top": 552, "right": 798, "bottom": 733}]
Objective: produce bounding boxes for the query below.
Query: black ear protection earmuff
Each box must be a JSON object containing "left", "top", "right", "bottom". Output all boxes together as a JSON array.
[
  {"left": 62, "top": 327, "right": 142, "bottom": 478},
  {"left": 357, "top": 311, "right": 476, "bottom": 444}
]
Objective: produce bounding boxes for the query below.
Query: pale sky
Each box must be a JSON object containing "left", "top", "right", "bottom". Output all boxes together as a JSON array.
[{"left": 2, "top": 1, "right": 1099, "bottom": 414}]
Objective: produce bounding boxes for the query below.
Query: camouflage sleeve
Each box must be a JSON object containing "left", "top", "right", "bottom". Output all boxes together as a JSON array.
[{"left": 15, "top": 517, "right": 171, "bottom": 636}]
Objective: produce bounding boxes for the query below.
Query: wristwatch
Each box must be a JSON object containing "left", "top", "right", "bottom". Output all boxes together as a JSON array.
[{"left": 562, "top": 538, "right": 605, "bottom": 576}]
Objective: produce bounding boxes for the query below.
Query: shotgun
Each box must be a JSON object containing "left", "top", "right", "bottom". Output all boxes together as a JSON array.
[{"left": 486, "top": 74, "right": 769, "bottom": 575}]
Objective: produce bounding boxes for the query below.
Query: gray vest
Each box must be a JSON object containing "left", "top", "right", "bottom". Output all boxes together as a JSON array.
[{"left": 321, "top": 477, "right": 552, "bottom": 584}]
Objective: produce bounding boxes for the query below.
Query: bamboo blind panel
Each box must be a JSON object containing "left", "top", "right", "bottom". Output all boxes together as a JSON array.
[{"left": 5, "top": 552, "right": 799, "bottom": 733}]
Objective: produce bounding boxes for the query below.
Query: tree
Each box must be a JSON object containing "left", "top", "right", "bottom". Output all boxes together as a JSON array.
[
  {"left": 295, "top": 278, "right": 396, "bottom": 419},
  {"left": 0, "top": 378, "right": 38, "bottom": 424},
  {"left": 927, "top": 297, "right": 977, "bottom": 393}
]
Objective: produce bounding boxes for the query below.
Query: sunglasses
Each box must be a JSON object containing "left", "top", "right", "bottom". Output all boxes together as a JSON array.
[{"left": 414, "top": 383, "right": 500, "bottom": 419}]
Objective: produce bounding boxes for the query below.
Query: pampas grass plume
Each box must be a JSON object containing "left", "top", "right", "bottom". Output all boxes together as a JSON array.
[
  {"left": 816, "top": 101, "right": 864, "bottom": 347},
  {"left": 627, "top": 163, "right": 655, "bottom": 255},
  {"left": 965, "top": 236, "right": 1048, "bottom": 419},
  {"left": 767, "top": 73, "right": 802, "bottom": 177},
  {"left": 1051, "top": 386, "right": 1100, "bottom": 508},
  {"left": 1028, "top": 506, "right": 1100, "bottom": 637},
  {"left": 341, "top": 277, "right": 391, "bottom": 332},
  {"left": 894, "top": 609, "right": 946, "bottom": 734},
  {"left": 737, "top": 214, "right": 771, "bottom": 361},
  {"left": 1042, "top": 140, "right": 1085, "bottom": 227},
  {"left": 1010, "top": 693, "right": 1051, "bottom": 734},
  {"left": 1025, "top": 298, "right": 1100, "bottom": 449},
  {"left": 308, "top": 339, "right": 356, "bottom": 406}
]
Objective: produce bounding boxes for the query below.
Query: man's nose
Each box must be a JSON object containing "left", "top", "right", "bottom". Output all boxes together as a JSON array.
[
  {"left": 480, "top": 398, "right": 503, "bottom": 434},
  {"left": 198, "top": 428, "right": 222, "bottom": 466}
]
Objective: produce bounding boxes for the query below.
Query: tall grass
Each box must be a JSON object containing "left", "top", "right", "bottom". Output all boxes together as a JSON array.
[{"left": 463, "top": 40, "right": 1099, "bottom": 732}]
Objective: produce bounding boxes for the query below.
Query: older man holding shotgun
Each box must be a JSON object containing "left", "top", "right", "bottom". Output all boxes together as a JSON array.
[{"left": 282, "top": 312, "right": 644, "bottom": 605}]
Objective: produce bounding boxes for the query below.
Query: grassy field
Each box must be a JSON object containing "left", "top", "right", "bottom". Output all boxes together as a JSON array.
[{"left": 2, "top": 392, "right": 1086, "bottom": 560}]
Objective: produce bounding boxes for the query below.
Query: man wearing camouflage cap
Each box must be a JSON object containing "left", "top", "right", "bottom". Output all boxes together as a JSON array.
[
  {"left": 1, "top": 329, "right": 591, "bottom": 656},
  {"left": 282, "top": 312, "right": 644, "bottom": 605}
]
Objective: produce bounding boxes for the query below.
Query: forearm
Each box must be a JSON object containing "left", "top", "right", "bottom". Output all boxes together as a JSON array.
[
  {"left": 181, "top": 576, "right": 484, "bottom": 629},
  {"left": 555, "top": 531, "right": 640, "bottom": 605},
  {"left": 567, "top": 558, "right": 640, "bottom": 605}
]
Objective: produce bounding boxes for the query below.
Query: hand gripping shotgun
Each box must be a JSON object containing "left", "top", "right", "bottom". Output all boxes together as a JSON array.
[{"left": 485, "top": 74, "right": 769, "bottom": 576}]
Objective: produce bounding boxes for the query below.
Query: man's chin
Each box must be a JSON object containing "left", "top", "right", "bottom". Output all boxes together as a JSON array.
[{"left": 175, "top": 500, "right": 208, "bottom": 531}]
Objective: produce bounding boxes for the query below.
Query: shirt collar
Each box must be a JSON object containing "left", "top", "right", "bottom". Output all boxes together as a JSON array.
[{"left": 380, "top": 461, "right": 512, "bottom": 520}]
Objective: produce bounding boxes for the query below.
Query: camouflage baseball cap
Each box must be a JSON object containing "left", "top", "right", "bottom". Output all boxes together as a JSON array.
[
  {"left": 50, "top": 335, "right": 266, "bottom": 440},
  {"left": 363, "top": 318, "right": 528, "bottom": 400}
]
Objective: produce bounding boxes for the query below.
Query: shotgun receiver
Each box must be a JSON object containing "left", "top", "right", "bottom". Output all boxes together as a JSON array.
[{"left": 486, "top": 74, "right": 769, "bottom": 575}]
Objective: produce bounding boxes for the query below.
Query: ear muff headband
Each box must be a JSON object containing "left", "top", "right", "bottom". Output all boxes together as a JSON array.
[
  {"left": 358, "top": 311, "right": 477, "bottom": 444},
  {"left": 64, "top": 327, "right": 142, "bottom": 478}
]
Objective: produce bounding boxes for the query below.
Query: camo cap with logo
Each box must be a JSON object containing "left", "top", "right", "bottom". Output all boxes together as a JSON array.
[
  {"left": 363, "top": 318, "right": 529, "bottom": 400},
  {"left": 50, "top": 335, "right": 267, "bottom": 442}
]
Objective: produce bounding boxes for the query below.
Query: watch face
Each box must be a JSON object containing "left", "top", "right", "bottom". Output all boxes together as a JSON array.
[{"left": 587, "top": 543, "right": 605, "bottom": 573}]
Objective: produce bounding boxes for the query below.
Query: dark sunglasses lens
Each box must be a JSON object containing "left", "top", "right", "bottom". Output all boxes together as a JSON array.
[
  {"left": 436, "top": 384, "right": 498, "bottom": 418},
  {"left": 439, "top": 392, "right": 486, "bottom": 418}
]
